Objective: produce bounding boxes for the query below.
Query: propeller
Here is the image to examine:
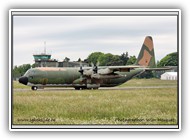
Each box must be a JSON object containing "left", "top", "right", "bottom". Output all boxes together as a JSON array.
[
  {"left": 93, "top": 65, "right": 98, "bottom": 74},
  {"left": 78, "top": 61, "right": 100, "bottom": 78},
  {"left": 78, "top": 66, "right": 84, "bottom": 75},
  {"left": 92, "top": 61, "right": 99, "bottom": 74},
  {"left": 78, "top": 61, "right": 84, "bottom": 76}
]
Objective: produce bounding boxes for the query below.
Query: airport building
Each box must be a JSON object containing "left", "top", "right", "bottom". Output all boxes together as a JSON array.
[
  {"left": 33, "top": 53, "right": 58, "bottom": 67},
  {"left": 33, "top": 52, "right": 88, "bottom": 67}
]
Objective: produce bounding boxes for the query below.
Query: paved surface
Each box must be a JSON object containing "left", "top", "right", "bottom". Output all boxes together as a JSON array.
[{"left": 13, "top": 86, "right": 177, "bottom": 92}]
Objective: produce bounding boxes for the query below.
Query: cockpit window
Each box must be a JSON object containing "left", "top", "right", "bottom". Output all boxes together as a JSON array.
[
  {"left": 24, "top": 69, "right": 34, "bottom": 77},
  {"left": 23, "top": 70, "right": 30, "bottom": 76}
]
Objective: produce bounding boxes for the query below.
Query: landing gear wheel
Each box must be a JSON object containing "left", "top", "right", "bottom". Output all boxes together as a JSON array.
[
  {"left": 31, "top": 86, "right": 38, "bottom": 90},
  {"left": 75, "top": 87, "right": 89, "bottom": 90},
  {"left": 74, "top": 87, "right": 80, "bottom": 90},
  {"left": 81, "top": 87, "right": 87, "bottom": 90}
]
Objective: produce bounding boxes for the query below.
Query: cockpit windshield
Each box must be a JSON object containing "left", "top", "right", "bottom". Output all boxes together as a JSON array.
[{"left": 23, "top": 69, "right": 34, "bottom": 77}]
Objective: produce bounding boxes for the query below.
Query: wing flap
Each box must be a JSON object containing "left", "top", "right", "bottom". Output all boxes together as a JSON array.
[{"left": 107, "top": 65, "right": 142, "bottom": 73}]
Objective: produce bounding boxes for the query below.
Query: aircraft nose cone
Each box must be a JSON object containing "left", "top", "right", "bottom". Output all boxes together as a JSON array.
[{"left": 18, "top": 77, "right": 28, "bottom": 85}]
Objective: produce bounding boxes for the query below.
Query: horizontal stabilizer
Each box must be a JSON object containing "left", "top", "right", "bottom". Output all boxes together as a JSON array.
[{"left": 144, "top": 67, "right": 173, "bottom": 71}]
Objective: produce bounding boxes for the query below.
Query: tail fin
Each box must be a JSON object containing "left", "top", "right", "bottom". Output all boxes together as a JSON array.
[{"left": 135, "top": 36, "right": 156, "bottom": 67}]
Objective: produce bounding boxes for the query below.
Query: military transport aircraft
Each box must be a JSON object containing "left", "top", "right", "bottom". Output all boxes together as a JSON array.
[{"left": 18, "top": 36, "right": 171, "bottom": 90}]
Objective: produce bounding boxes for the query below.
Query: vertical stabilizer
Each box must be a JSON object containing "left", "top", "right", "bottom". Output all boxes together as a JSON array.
[{"left": 135, "top": 36, "right": 156, "bottom": 67}]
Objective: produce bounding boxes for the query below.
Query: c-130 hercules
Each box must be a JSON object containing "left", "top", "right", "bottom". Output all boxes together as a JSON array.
[{"left": 18, "top": 36, "right": 171, "bottom": 90}]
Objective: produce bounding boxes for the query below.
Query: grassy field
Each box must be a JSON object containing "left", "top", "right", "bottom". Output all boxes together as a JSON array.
[
  {"left": 13, "top": 81, "right": 30, "bottom": 89},
  {"left": 12, "top": 79, "right": 178, "bottom": 125},
  {"left": 119, "top": 78, "right": 177, "bottom": 87}
]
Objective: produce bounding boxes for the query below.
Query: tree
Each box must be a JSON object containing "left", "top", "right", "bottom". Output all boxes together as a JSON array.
[
  {"left": 126, "top": 55, "right": 137, "bottom": 65},
  {"left": 13, "top": 66, "right": 21, "bottom": 79},
  {"left": 98, "top": 53, "right": 123, "bottom": 66},
  {"left": 111, "top": 55, "right": 123, "bottom": 66},
  {"left": 13, "top": 64, "right": 32, "bottom": 79},
  {"left": 64, "top": 57, "right": 70, "bottom": 62},
  {"left": 97, "top": 53, "right": 110, "bottom": 66},
  {"left": 77, "top": 58, "right": 81, "bottom": 62},
  {"left": 32, "top": 63, "right": 37, "bottom": 68},
  {"left": 157, "top": 52, "right": 178, "bottom": 67},
  {"left": 19, "top": 64, "right": 31, "bottom": 75},
  {"left": 87, "top": 52, "right": 104, "bottom": 65},
  {"left": 120, "top": 52, "right": 129, "bottom": 65},
  {"left": 87, "top": 51, "right": 135, "bottom": 66}
]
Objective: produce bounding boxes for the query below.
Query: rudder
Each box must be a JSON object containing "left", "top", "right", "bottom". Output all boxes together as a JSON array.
[{"left": 135, "top": 36, "right": 156, "bottom": 67}]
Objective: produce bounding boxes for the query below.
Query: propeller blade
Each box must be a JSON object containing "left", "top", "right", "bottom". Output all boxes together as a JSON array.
[
  {"left": 78, "top": 65, "right": 84, "bottom": 75},
  {"left": 93, "top": 65, "right": 98, "bottom": 74},
  {"left": 96, "top": 61, "right": 100, "bottom": 67},
  {"left": 91, "top": 62, "right": 94, "bottom": 67}
]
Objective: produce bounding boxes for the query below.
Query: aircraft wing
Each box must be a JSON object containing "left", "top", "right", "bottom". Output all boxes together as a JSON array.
[
  {"left": 82, "top": 65, "right": 173, "bottom": 77},
  {"left": 97, "top": 65, "right": 142, "bottom": 75},
  {"left": 102, "top": 66, "right": 173, "bottom": 74},
  {"left": 81, "top": 65, "right": 142, "bottom": 76},
  {"left": 107, "top": 65, "right": 142, "bottom": 72}
]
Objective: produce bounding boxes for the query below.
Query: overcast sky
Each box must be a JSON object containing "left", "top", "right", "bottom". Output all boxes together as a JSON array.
[{"left": 13, "top": 15, "right": 177, "bottom": 66}]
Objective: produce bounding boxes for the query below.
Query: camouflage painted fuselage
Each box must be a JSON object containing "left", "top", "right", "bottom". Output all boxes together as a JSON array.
[
  {"left": 23, "top": 67, "right": 144, "bottom": 88},
  {"left": 18, "top": 36, "right": 158, "bottom": 90}
]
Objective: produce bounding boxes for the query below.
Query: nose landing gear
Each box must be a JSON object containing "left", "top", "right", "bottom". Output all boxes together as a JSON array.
[{"left": 31, "top": 86, "right": 38, "bottom": 90}]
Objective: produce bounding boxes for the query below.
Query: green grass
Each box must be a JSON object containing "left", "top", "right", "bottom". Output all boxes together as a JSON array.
[
  {"left": 13, "top": 81, "right": 30, "bottom": 89},
  {"left": 12, "top": 79, "right": 178, "bottom": 125},
  {"left": 119, "top": 78, "right": 177, "bottom": 87}
]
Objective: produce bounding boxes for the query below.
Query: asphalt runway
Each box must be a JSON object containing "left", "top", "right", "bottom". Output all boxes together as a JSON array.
[{"left": 14, "top": 86, "right": 177, "bottom": 92}]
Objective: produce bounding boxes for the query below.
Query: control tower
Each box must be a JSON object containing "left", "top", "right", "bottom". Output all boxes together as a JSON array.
[
  {"left": 32, "top": 42, "right": 88, "bottom": 67},
  {"left": 33, "top": 43, "right": 58, "bottom": 67}
]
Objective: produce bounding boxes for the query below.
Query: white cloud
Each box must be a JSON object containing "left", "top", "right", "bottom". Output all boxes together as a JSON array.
[{"left": 13, "top": 15, "right": 178, "bottom": 66}]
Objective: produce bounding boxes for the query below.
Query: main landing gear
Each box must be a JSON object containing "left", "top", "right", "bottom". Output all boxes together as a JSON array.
[{"left": 74, "top": 87, "right": 99, "bottom": 90}]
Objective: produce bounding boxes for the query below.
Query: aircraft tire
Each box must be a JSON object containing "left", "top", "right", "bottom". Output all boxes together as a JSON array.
[
  {"left": 31, "top": 86, "right": 38, "bottom": 90},
  {"left": 74, "top": 87, "right": 80, "bottom": 90},
  {"left": 81, "top": 87, "right": 87, "bottom": 90}
]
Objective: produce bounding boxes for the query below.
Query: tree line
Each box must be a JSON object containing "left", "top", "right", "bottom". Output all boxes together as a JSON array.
[
  {"left": 13, "top": 52, "right": 178, "bottom": 79},
  {"left": 13, "top": 64, "right": 35, "bottom": 80},
  {"left": 85, "top": 52, "right": 136, "bottom": 66}
]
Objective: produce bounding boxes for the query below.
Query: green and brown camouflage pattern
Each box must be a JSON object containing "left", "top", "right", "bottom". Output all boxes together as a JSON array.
[
  {"left": 19, "top": 36, "right": 161, "bottom": 90},
  {"left": 23, "top": 67, "right": 144, "bottom": 88},
  {"left": 135, "top": 36, "right": 156, "bottom": 67}
]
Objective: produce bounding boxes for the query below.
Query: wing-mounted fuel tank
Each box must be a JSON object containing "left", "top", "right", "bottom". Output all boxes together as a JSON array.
[
  {"left": 72, "top": 78, "right": 86, "bottom": 84},
  {"left": 86, "top": 78, "right": 100, "bottom": 89}
]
